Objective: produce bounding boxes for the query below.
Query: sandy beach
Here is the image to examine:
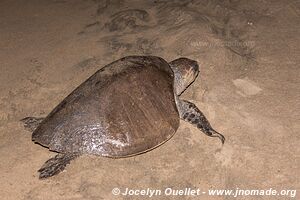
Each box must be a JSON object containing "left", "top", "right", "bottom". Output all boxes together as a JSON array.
[{"left": 0, "top": 0, "right": 299, "bottom": 199}]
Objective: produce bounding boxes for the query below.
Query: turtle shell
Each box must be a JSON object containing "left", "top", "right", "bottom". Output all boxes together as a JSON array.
[{"left": 32, "top": 56, "right": 180, "bottom": 157}]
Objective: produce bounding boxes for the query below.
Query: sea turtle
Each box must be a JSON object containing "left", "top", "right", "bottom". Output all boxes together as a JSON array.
[{"left": 22, "top": 56, "right": 225, "bottom": 179}]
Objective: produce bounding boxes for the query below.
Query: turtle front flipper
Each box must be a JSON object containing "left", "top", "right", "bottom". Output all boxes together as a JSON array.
[
  {"left": 178, "top": 99, "right": 225, "bottom": 144},
  {"left": 21, "top": 117, "right": 45, "bottom": 132},
  {"left": 38, "top": 153, "right": 79, "bottom": 179}
]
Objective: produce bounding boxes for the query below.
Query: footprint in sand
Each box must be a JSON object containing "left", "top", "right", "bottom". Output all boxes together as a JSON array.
[{"left": 232, "top": 77, "right": 262, "bottom": 97}]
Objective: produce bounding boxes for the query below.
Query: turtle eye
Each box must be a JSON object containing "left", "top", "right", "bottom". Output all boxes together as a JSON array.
[{"left": 191, "top": 61, "right": 199, "bottom": 72}]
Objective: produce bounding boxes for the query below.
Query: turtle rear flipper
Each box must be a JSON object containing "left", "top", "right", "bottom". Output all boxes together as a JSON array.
[
  {"left": 21, "top": 117, "right": 45, "bottom": 132},
  {"left": 38, "top": 153, "right": 79, "bottom": 179}
]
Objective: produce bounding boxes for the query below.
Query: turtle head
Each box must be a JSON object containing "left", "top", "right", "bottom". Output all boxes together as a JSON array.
[{"left": 169, "top": 57, "right": 199, "bottom": 95}]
